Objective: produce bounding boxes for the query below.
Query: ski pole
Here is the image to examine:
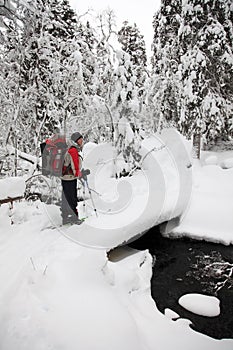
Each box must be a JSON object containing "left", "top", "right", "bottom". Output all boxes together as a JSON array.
[
  {"left": 85, "top": 178, "right": 98, "bottom": 217},
  {"left": 82, "top": 181, "right": 87, "bottom": 216},
  {"left": 85, "top": 186, "right": 102, "bottom": 197}
]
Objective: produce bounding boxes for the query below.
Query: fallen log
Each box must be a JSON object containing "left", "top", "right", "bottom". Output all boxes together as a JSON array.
[{"left": 0, "top": 196, "right": 24, "bottom": 205}]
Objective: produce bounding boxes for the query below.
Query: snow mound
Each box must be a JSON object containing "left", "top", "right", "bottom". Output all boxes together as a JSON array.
[
  {"left": 201, "top": 150, "right": 233, "bottom": 168},
  {"left": 169, "top": 160, "right": 233, "bottom": 245},
  {"left": 83, "top": 141, "right": 98, "bottom": 157},
  {"left": 46, "top": 129, "right": 193, "bottom": 249},
  {"left": 0, "top": 177, "right": 25, "bottom": 200},
  {"left": 178, "top": 293, "right": 220, "bottom": 317},
  {"left": 220, "top": 158, "right": 233, "bottom": 169}
]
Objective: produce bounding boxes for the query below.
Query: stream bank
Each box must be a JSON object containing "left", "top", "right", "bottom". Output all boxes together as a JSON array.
[{"left": 128, "top": 226, "right": 233, "bottom": 340}]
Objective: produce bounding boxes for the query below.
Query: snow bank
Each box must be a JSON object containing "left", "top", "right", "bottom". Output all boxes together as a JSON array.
[
  {"left": 202, "top": 150, "right": 233, "bottom": 169},
  {"left": 107, "top": 247, "right": 232, "bottom": 350},
  {"left": 44, "top": 129, "right": 192, "bottom": 249},
  {"left": 169, "top": 158, "right": 233, "bottom": 245},
  {"left": 0, "top": 177, "right": 25, "bottom": 200}
]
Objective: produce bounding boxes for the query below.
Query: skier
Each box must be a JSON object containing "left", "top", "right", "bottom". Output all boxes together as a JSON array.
[{"left": 61, "top": 131, "right": 89, "bottom": 225}]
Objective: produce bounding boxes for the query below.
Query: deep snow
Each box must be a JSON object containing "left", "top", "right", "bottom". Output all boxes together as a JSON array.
[
  {"left": 0, "top": 208, "right": 232, "bottom": 350},
  {"left": 0, "top": 131, "right": 233, "bottom": 349},
  {"left": 169, "top": 152, "right": 233, "bottom": 245}
]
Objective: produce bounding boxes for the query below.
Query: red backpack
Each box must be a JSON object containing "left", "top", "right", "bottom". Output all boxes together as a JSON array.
[{"left": 40, "top": 134, "right": 68, "bottom": 177}]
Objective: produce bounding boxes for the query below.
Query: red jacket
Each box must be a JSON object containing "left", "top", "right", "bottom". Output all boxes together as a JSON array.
[{"left": 62, "top": 146, "right": 82, "bottom": 180}]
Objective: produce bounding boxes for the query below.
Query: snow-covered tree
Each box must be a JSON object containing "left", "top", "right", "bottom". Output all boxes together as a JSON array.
[
  {"left": 151, "top": 0, "right": 233, "bottom": 143},
  {"left": 118, "top": 21, "right": 148, "bottom": 93},
  {"left": 0, "top": 0, "right": 86, "bottom": 153},
  {"left": 114, "top": 108, "right": 142, "bottom": 174},
  {"left": 95, "top": 10, "right": 116, "bottom": 103},
  {"left": 152, "top": 0, "right": 181, "bottom": 74},
  {"left": 75, "top": 21, "right": 98, "bottom": 97},
  {"left": 0, "top": 16, "right": 25, "bottom": 150},
  {"left": 47, "top": 0, "right": 77, "bottom": 40},
  {"left": 111, "top": 50, "right": 139, "bottom": 111},
  {"left": 151, "top": 0, "right": 181, "bottom": 131},
  {"left": 83, "top": 11, "right": 117, "bottom": 142},
  {"left": 178, "top": 0, "right": 233, "bottom": 141}
]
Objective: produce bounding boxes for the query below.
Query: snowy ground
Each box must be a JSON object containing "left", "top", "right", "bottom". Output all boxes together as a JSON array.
[
  {"left": 0, "top": 132, "right": 233, "bottom": 349},
  {"left": 0, "top": 202, "right": 233, "bottom": 350}
]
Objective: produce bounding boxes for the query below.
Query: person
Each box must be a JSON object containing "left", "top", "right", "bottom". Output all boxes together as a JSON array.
[{"left": 61, "top": 131, "right": 86, "bottom": 225}]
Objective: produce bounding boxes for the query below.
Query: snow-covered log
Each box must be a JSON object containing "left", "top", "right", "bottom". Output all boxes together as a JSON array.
[
  {"left": 45, "top": 128, "right": 193, "bottom": 249},
  {"left": 0, "top": 177, "right": 26, "bottom": 202}
]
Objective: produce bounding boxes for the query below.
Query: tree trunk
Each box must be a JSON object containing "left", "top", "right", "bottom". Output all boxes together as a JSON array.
[{"left": 193, "top": 132, "right": 201, "bottom": 159}]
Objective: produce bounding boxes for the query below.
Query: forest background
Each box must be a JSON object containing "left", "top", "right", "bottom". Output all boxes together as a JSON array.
[{"left": 0, "top": 0, "right": 232, "bottom": 176}]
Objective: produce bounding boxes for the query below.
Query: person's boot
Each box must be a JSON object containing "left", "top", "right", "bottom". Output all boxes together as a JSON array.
[
  {"left": 62, "top": 215, "right": 77, "bottom": 225},
  {"left": 68, "top": 215, "right": 83, "bottom": 225},
  {"left": 70, "top": 216, "right": 84, "bottom": 225},
  {"left": 62, "top": 216, "right": 70, "bottom": 225}
]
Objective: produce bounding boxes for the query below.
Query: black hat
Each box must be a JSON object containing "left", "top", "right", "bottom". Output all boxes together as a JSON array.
[{"left": 71, "top": 132, "right": 83, "bottom": 142}]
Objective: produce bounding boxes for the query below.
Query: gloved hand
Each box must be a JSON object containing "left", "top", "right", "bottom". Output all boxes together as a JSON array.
[{"left": 81, "top": 168, "right": 90, "bottom": 180}]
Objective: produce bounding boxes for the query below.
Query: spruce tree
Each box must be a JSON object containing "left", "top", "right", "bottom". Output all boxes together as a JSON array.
[
  {"left": 151, "top": 0, "right": 233, "bottom": 142},
  {"left": 151, "top": 0, "right": 181, "bottom": 130},
  {"left": 48, "top": 0, "right": 77, "bottom": 40},
  {"left": 152, "top": 0, "right": 181, "bottom": 74},
  {"left": 178, "top": 0, "right": 233, "bottom": 141},
  {"left": 111, "top": 50, "right": 138, "bottom": 110},
  {"left": 118, "top": 21, "right": 148, "bottom": 93}
]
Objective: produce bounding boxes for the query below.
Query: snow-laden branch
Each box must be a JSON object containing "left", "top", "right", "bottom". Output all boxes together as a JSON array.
[{"left": 7, "top": 145, "right": 38, "bottom": 164}]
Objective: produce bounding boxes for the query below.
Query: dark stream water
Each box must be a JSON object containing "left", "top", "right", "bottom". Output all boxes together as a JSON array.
[{"left": 128, "top": 226, "right": 233, "bottom": 340}]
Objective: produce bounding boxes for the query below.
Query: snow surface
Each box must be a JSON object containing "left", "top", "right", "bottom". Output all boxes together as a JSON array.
[
  {"left": 0, "top": 176, "right": 25, "bottom": 200},
  {"left": 178, "top": 293, "right": 220, "bottom": 317},
  {"left": 0, "top": 131, "right": 233, "bottom": 349},
  {"left": 0, "top": 203, "right": 232, "bottom": 350},
  {"left": 169, "top": 152, "right": 233, "bottom": 245}
]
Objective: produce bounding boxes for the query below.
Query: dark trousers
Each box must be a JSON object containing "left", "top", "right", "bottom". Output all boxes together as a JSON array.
[{"left": 61, "top": 179, "right": 78, "bottom": 219}]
